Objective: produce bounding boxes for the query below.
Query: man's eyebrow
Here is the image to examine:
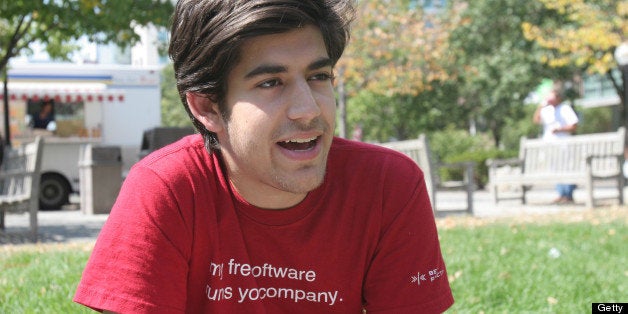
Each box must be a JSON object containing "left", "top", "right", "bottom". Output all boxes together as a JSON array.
[
  {"left": 307, "top": 57, "right": 333, "bottom": 71},
  {"left": 244, "top": 57, "right": 333, "bottom": 79},
  {"left": 244, "top": 64, "right": 287, "bottom": 79}
]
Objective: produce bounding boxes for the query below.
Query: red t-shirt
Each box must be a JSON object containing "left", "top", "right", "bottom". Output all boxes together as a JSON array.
[{"left": 74, "top": 135, "right": 453, "bottom": 313}]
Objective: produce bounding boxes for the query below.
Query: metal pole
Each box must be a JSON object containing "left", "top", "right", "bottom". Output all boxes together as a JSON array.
[
  {"left": 619, "top": 64, "right": 628, "bottom": 166},
  {"left": 623, "top": 65, "right": 628, "bottom": 133}
]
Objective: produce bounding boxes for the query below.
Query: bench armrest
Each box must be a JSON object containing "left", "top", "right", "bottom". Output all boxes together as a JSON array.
[
  {"left": 440, "top": 160, "right": 476, "bottom": 170},
  {"left": 585, "top": 153, "right": 624, "bottom": 163},
  {"left": 0, "top": 169, "right": 35, "bottom": 178},
  {"left": 439, "top": 160, "right": 476, "bottom": 185},
  {"left": 485, "top": 157, "right": 522, "bottom": 168},
  {"left": 586, "top": 154, "right": 624, "bottom": 180}
]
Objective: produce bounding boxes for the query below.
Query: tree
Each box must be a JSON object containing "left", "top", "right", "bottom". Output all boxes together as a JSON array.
[
  {"left": 161, "top": 63, "right": 190, "bottom": 127},
  {"left": 0, "top": 0, "right": 174, "bottom": 75},
  {"left": 522, "top": 0, "right": 627, "bottom": 75},
  {"left": 446, "top": 0, "right": 574, "bottom": 147},
  {"left": 0, "top": 0, "right": 174, "bottom": 143},
  {"left": 337, "top": 1, "right": 461, "bottom": 141},
  {"left": 522, "top": 0, "right": 628, "bottom": 119}
]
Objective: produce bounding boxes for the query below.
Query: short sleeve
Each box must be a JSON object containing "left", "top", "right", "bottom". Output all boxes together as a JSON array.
[
  {"left": 362, "top": 164, "right": 454, "bottom": 313},
  {"left": 560, "top": 105, "right": 579, "bottom": 125},
  {"left": 73, "top": 165, "right": 192, "bottom": 313}
]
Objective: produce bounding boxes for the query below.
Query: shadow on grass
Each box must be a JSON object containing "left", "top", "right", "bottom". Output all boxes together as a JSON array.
[{"left": 0, "top": 224, "right": 102, "bottom": 245}]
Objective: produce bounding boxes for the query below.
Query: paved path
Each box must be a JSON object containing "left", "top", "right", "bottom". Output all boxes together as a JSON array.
[
  {"left": 1, "top": 186, "right": 624, "bottom": 245},
  {"left": 1, "top": 205, "right": 108, "bottom": 245}
]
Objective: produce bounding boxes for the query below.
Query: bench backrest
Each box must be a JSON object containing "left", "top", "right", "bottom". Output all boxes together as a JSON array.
[
  {"left": 378, "top": 134, "right": 436, "bottom": 205},
  {"left": 0, "top": 137, "right": 44, "bottom": 204},
  {"left": 519, "top": 128, "right": 625, "bottom": 175}
]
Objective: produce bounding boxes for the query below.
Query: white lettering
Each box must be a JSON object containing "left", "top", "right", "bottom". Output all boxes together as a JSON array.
[
  {"left": 238, "top": 287, "right": 248, "bottom": 303},
  {"left": 328, "top": 291, "right": 338, "bottom": 306},
  {"left": 209, "top": 262, "right": 223, "bottom": 280},
  {"left": 278, "top": 287, "right": 294, "bottom": 301},
  {"left": 227, "top": 260, "right": 316, "bottom": 282},
  {"left": 597, "top": 304, "right": 624, "bottom": 313},
  {"left": 248, "top": 287, "right": 260, "bottom": 301},
  {"left": 272, "top": 265, "right": 288, "bottom": 278},
  {"left": 205, "top": 285, "right": 232, "bottom": 301},
  {"left": 251, "top": 265, "right": 262, "bottom": 277},
  {"left": 597, "top": 303, "right": 624, "bottom": 313},
  {"left": 266, "top": 287, "right": 277, "bottom": 298},
  {"left": 236, "top": 287, "right": 339, "bottom": 306}
]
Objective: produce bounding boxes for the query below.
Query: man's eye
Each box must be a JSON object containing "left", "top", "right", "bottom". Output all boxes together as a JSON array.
[
  {"left": 258, "top": 79, "right": 281, "bottom": 88},
  {"left": 309, "top": 73, "right": 334, "bottom": 81}
]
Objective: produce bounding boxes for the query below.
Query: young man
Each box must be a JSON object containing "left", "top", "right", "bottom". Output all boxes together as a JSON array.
[{"left": 74, "top": 1, "right": 454, "bottom": 312}]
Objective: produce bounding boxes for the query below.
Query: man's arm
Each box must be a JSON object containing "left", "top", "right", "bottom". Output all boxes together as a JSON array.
[
  {"left": 532, "top": 103, "right": 545, "bottom": 125},
  {"left": 553, "top": 123, "right": 577, "bottom": 134}
]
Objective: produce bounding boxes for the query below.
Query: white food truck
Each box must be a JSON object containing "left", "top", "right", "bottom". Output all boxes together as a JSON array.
[{"left": 1, "top": 63, "right": 163, "bottom": 209}]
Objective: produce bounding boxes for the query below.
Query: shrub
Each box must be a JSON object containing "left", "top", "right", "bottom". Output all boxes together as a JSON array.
[
  {"left": 443, "top": 148, "right": 517, "bottom": 189},
  {"left": 429, "top": 128, "right": 517, "bottom": 189}
]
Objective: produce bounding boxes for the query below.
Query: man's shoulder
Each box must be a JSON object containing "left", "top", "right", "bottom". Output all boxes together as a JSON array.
[
  {"left": 331, "top": 137, "right": 417, "bottom": 159},
  {"left": 329, "top": 137, "right": 422, "bottom": 175},
  {"left": 557, "top": 102, "right": 575, "bottom": 111}
]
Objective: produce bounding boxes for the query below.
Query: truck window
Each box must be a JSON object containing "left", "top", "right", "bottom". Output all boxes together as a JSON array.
[{"left": 21, "top": 98, "right": 102, "bottom": 139}]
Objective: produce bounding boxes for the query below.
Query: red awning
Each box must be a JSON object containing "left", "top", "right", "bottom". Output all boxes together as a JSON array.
[{"left": 1, "top": 82, "right": 125, "bottom": 103}]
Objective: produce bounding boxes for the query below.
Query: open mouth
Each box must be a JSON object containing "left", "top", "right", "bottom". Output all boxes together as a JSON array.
[{"left": 277, "top": 136, "right": 319, "bottom": 151}]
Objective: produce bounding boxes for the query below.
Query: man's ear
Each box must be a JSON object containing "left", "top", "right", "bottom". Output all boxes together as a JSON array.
[{"left": 186, "top": 92, "right": 224, "bottom": 133}]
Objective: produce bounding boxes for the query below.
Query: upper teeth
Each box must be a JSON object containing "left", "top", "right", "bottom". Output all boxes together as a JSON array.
[{"left": 285, "top": 137, "right": 316, "bottom": 143}]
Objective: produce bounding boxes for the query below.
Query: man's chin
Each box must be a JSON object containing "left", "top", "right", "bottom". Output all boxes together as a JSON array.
[{"left": 277, "top": 167, "right": 327, "bottom": 195}]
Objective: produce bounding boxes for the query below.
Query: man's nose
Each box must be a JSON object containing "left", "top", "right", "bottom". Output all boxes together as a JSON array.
[{"left": 287, "top": 80, "right": 321, "bottom": 121}]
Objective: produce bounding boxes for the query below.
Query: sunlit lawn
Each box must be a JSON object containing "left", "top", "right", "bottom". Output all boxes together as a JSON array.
[
  {"left": 1, "top": 207, "right": 626, "bottom": 313},
  {"left": 0, "top": 242, "right": 94, "bottom": 313},
  {"left": 440, "top": 207, "right": 628, "bottom": 313}
]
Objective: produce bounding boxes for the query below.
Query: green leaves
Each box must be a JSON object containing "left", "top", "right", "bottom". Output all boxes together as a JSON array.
[
  {"left": 0, "top": 0, "right": 174, "bottom": 72},
  {"left": 523, "top": 0, "right": 627, "bottom": 75},
  {"left": 160, "top": 63, "right": 190, "bottom": 127}
]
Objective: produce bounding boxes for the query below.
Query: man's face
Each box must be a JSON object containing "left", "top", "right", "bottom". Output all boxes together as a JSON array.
[
  {"left": 210, "top": 25, "right": 336, "bottom": 209},
  {"left": 42, "top": 103, "right": 53, "bottom": 114},
  {"left": 547, "top": 91, "right": 561, "bottom": 106}
]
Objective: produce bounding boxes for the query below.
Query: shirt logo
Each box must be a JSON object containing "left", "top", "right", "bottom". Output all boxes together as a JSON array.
[
  {"left": 411, "top": 272, "right": 427, "bottom": 286},
  {"left": 411, "top": 268, "right": 444, "bottom": 286}
]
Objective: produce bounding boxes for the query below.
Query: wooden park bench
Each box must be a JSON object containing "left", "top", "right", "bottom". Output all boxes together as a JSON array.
[
  {"left": 379, "top": 134, "right": 476, "bottom": 216},
  {"left": 0, "top": 137, "right": 44, "bottom": 241},
  {"left": 486, "top": 128, "right": 625, "bottom": 208}
]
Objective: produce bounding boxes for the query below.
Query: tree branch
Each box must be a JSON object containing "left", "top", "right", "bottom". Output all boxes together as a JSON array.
[
  {"left": 606, "top": 69, "right": 624, "bottom": 105},
  {"left": 0, "top": 14, "right": 33, "bottom": 73}
]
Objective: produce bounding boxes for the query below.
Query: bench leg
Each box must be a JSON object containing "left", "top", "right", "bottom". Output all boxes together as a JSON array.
[
  {"left": 466, "top": 188, "right": 473, "bottom": 215},
  {"left": 586, "top": 177, "right": 594, "bottom": 208},
  {"left": 30, "top": 213, "right": 38, "bottom": 242},
  {"left": 0, "top": 210, "right": 4, "bottom": 230},
  {"left": 618, "top": 175, "right": 625, "bottom": 205},
  {"left": 465, "top": 166, "right": 474, "bottom": 215},
  {"left": 29, "top": 202, "right": 38, "bottom": 242}
]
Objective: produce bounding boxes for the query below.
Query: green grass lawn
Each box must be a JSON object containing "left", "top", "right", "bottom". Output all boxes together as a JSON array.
[
  {"left": 440, "top": 207, "right": 628, "bottom": 313},
  {"left": 1, "top": 208, "right": 626, "bottom": 313},
  {"left": 0, "top": 243, "right": 94, "bottom": 313}
]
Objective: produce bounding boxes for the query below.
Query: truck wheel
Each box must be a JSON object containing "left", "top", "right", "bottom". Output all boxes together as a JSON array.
[{"left": 39, "top": 173, "right": 70, "bottom": 210}]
